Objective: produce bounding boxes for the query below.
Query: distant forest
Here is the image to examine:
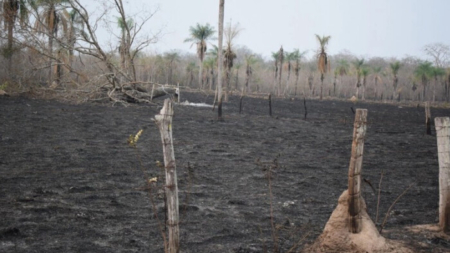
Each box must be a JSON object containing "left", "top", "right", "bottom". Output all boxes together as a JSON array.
[{"left": 1, "top": 0, "right": 449, "bottom": 103}]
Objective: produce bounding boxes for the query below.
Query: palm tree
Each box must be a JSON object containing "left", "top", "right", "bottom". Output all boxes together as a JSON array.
[
  {"left": 372, "top": 66, "right": 382, "bottom": 100},
  {"left": 2, "top": 0, "right": 29, "bottom": 74},
  {"left": 390, "top": 61, "right": 401, "bottom": 100},
  {"left": 283, "top": 51, "right": 295, "bottom": 95},
  {"left": 333, "top": 69, "right": 338, "bottom": 96},
  {"left": 352, "top": 58, "right": 364, "bottom": 98},
  {"left": 244, "top": 54, "right": 257, "bottom": 93},
  {"left": 315, "top": 34, "right": 331, "bottom": 100},
  {"left": 64, "top": 9, "right": 84, "bottom": 64},
  {"left": 184, "top": 23, "right": 216, "bottom": 90},
  {"left": 361, "top": 67, "right": 370, "bottom": 100},
  {"left": 32, "top": 0, "right": 71, "bottom": 85},
  {"left": 185, "top": 62, "right": 196, "bottom": 88},
  {"left": 223, "top": 21, "right": 241, "bottom": 100},
  {"left": 430, "top": 66, "right": 445, "bottom": 102},
  {"left": 203, "top": 57, "right": 216, "bottom": 91},
  {"left": 414, "top": 61, "right": 433, "bottom": 101},
  {"left": 291, "top": 49, "right": 307, "bottom": 96}
]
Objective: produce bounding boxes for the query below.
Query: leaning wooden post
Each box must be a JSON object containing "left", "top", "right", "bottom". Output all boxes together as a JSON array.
[
  {"left": 150, "top": 84, "right": 155, "bottom": 102},
  {"left": 347, "top": 109, "right": 368, "bottom": 233},
  {"left": 435, "top": 117, "right": 450, "bottom": 233},
  {"left": 426, "top": 102, "right": 432, "bottom": 135},
  {"left": 155, "top": 99, "right": 179, "bottom": 253}
]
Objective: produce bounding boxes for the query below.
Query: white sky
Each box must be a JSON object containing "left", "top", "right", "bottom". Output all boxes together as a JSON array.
[{"left": 83, "top": 0, "right": 449, "bottom": 60}]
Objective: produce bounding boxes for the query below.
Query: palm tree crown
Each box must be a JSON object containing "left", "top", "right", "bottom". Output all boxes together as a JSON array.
[
  {"left": 184, "top": 23, "right": 216, "bottom": 62},
  {"left": 315, "top": 34, "right": 331, "bottom": 75}
]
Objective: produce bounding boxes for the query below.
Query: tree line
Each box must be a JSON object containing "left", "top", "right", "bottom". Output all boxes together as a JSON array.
[{"left": 0, "top": 0, "right": 449, "bottom": 103}]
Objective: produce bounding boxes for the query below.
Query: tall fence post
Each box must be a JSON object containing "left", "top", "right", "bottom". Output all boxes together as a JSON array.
[
  {"left": 155, "top": 99, "right": 179, "bottom": 253},
  {"left": 435, "top": 117, "right": 450, "bottom": 233},
  {"left": 348, "top": 109, "right": 368, "bottom": 233}
]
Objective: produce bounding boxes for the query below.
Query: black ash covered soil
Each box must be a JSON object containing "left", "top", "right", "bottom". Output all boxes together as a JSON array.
[{"left": 1, "top": 92, "right": 449, "bottom": 252}]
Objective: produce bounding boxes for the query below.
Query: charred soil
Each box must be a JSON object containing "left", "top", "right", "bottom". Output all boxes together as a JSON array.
[{"left": 1, "top": 92, "right": 450, "bottom": 252}]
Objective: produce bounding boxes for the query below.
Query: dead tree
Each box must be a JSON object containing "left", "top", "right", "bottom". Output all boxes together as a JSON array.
[
  {"left": 155, "top": 99, "right": 179, "bottom": 253},
  {"left": 348, "top": 109, "right": 368, "bottom": 233}
]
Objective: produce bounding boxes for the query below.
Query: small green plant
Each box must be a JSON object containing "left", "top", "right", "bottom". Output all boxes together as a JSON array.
[{"left": 0, "top": 82, "right": 9, "bottom": 91}]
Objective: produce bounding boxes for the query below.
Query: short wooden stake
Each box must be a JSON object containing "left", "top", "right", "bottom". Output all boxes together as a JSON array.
[
  {"left": 269, "top": 93, "right": 272, "bottom": 117},
  {"left": 426, "top": 102, "right": 432, "bottom": 135},
  {"left": 177, "top": 83, "right": 180, "bottom": 104},
  {"left": 435, "top": 117, "right": 450, "bottom": 233},
  {"left": 155, "top": 99, "right": 179, "bottom": 253},
  {"left": 347, "top": 109, "right": 368, "bottom": 233}
]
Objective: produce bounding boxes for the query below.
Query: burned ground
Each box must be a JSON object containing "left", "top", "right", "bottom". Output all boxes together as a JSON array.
[{"left": 1, "top": 92, "right": 450, "bottom": 252}]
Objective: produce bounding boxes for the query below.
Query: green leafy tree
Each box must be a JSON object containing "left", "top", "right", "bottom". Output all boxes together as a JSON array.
[
  {"left": 352, "top": 58, "right": 364, "bottom": 98},
  {"left": 315, "top": 34, "right": 331, "bottom": 100},
  {"left": 390, "top": 61, "right": 401, "bottom": 100},
  {"left": 430, "top": 66, "right": 445, "bottom": 102},
  {"left": 361, "top": 67, "right": 370, "bottom": 100},
  {"left": 223, "top": 21, "right": 241, "bottom": 99},
  {"left": 185, "top": 61, "right": 197, "bottom": 88},
  {"left": 372, "top": 66, "right": 382, "bottom": 100},
  {"left": 244, "top": 54, "right": 257, "bottom": 93},
  {"left": 203, "top": 56, "right": 216, "bottom": 91},
  {"left": 291, "top": 49, "right": 307, "bottom": 96},
  {"left": 184, "top": 23, "right": 216, "bottom": 89},
  {"left": 414, "top": 61, "right": 433, "bottom": 101}
]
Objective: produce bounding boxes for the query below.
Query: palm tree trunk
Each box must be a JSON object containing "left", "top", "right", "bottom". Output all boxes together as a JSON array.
[
  {"left": 320, "top": 74, "right": 324, "bottom": 100},
  {"left": 217, "top": 0, "right": 225, "bottom": 120},
  {"left": 198, "top": 59, "right": 203, "bottom": 90}
]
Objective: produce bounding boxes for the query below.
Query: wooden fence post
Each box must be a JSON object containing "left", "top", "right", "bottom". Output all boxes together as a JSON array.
[
  {"left": 155, "top": 99, "right": 179, "bottom": 253},
  {"left": 435, "top": 117, "right": 450, "bottom": 233},
  {"left": 426, "top": 102, "right": 432, "bottom": 135},
  {"left": 269, "top": 93, "right": 272, "bottom": 117},
  {"left": 348, "top": 109, "right": 368, "bottom": 233}
]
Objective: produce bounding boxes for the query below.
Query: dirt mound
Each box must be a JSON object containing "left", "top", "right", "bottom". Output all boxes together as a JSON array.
[{"left": 306, "top": 190, "right": 413, "bottom": 253}]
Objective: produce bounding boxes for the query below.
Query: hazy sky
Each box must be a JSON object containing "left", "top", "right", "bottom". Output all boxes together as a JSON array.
[{"left": 85, "top": 0, "right": 449, "bottom": 60}]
